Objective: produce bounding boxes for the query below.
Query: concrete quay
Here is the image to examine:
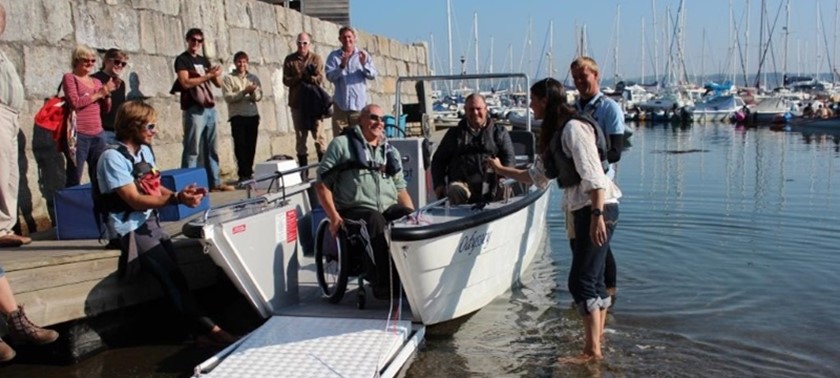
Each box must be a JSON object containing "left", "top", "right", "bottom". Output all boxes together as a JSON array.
[{"left": 0, "top": 190, "right": 247, "bottom": 350}]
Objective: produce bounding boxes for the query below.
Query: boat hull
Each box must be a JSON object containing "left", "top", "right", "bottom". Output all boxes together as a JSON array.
[{"left": 389, "top": 187, "right": 549, "bottom": 325}]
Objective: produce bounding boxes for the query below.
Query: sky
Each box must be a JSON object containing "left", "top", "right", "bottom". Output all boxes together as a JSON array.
[{"left": 351, "top": 0, "right": 840, "bottom": 84}]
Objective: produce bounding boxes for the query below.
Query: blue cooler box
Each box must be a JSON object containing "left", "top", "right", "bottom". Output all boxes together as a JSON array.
[
  {"left": 159, "top": 168, "right": 210, "bottom": 221},
  {"left": 54, "top": 184, "right": 99, "bottom": 240}
]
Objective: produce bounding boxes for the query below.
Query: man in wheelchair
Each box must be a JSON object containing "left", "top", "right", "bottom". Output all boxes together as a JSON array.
[{"left": 314, "top": 104, "right": 415, "bottom": 300}]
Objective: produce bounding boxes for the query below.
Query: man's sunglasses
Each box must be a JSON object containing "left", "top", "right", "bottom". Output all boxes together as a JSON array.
[
  {"left": 297, "top": 41, "right": 309, "bottom": 45},
  {"left": 189, "top": 37, "right": 204, "bottom": 43},
  {"left": 369, "top": 114, "right": 384, "bottom": 123}
]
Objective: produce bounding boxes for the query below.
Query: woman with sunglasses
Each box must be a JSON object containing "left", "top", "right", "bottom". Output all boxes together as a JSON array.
[
  {"left": 62, "top": 44, "right": 118, "bottom": 187},
  {"left": 96, "top": 101, "right": 237, "bottom": 347},
  {"left": 92, "top": 48, "right": 128, "bottom": 145},
  {"left": 487, "top": 77, "right": 622, "bottom": 364}
]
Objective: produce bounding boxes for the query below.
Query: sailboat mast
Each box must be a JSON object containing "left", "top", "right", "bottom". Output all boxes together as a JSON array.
[
  {"left": 755, "top": 0, "right": 765, "bottom": 88},
  {"left": 548, "top": 20, "right": 554, "bottom": 77},
  {"left": 652, "top": 0, "right": 660, "bottom": 89},
  {"left": 641, "top": 17, "right": 646, "bottom": 83},
  {"left": 701, "top": 28, "right": 706, "bottom": 84},
  {"left": 745, "top": 0, "right": 750, "bottom": 86},
  {"left": 817, "top": 0, "right": 823, "bottom": 81},
  {"left": 730, "top": 0, "right": 736, "bottom": 83},
  {"left": 447, "top": 0, "right": 453, "bottom": 77},
  {"left": 834, "top": 0, "right": 838, "bottom": 80},
  {"left": 613, "top": 3, "right": 621, "bottom": 84},
  {"left": 783, "top": 0, "right": 790, "bottom": 83},
  {"left": 474, "top": 12, "right": 479, "bottom": 90},
  {"left": 528, "top": 17, "right": 533, "bottom": 78}
]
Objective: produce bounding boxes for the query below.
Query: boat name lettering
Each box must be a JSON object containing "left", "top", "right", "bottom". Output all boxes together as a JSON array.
[{"left": 457, "top": 231, "right": 491, "bottom": 255}]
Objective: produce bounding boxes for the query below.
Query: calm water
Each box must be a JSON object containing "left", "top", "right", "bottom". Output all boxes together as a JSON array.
[
  {"left": 4, "top": 123, "right": 840, "bottom": 377},
  {"left": 406, "top": 123, "right": 840, "bottom": 378}
]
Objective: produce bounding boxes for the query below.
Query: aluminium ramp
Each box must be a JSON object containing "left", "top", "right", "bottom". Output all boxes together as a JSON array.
[{"left": 195, "top": 316, "right": 423, "bottom": 378}]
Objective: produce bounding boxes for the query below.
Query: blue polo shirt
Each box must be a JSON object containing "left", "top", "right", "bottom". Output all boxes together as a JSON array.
[
  {"left": 96, "top": 144, "right": 156, "bottom": 236},
  {"left": 577, "top": 92, "right": 625, "bottom": 179}
]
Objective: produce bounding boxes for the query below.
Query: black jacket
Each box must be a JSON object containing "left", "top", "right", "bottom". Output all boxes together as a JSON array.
[
  {"left": 299, "top": 82, "right": 333, "bottom": 131},
  {"left": 431, "top": 118, "right": 515, "bottom": 201}
]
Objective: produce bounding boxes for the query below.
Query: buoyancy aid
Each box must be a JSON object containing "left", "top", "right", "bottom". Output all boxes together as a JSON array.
[
  {"left": 327, "top": 126, "right": 401, "bottom": 178},
  {"left": 92, "top": 145, "right": 159, "bottom": 228},
  {"left": 446, "top": 120, "right": 504, "bottom": 201},
  {"left": 543, "top": 113, "right": 609, "bottom": 188}
]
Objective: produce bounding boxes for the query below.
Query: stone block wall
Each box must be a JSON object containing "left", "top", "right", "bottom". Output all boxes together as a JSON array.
[{"left": 0, "top": 0, "right": 429, "bottom": 232}]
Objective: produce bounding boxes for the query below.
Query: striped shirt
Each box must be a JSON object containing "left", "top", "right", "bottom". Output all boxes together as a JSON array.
[{"left": 63, "top": 72, "right": 108, "bottom": 136}]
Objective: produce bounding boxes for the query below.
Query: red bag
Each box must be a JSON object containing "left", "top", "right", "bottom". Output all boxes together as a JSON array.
[
  {"left": 34, "top": 82, "right": 72, "bottom": 147},
  {"left": 34, "top": 96, "right": 67, "bottom": 142}
]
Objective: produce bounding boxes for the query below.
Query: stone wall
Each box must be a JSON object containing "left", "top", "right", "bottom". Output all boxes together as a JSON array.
[{"left": 0, "top": 0, "right": 430, "bottom": 232}]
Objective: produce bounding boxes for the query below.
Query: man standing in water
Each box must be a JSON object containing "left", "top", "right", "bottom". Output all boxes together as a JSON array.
[{"left": 571, "top": 56, "right": 625, "bottom": 306}]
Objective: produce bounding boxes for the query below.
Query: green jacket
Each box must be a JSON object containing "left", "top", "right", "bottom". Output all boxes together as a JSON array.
[{"left": 316, "top": 126, "right": 407, "bottom": 212}]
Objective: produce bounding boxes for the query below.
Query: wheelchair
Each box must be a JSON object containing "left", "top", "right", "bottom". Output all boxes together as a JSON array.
[{"left": 313, "top": 218, "right": 373, "bottom": 309}]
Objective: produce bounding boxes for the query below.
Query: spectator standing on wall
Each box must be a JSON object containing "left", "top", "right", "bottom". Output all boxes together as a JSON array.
[
  {"left": 62, "top": 44, "right": 118, "bottom": 188},
  {"left": 172, "top": 28, "right": 234, "bottom": 192},
  {"left": 222, "top": 51, "right": 262, "bottom": 184},
  {"left": 0, "top": 4, "right": 32, "bottom": 247},
  {"left": 283, "top": 32, "right": 327, "bottom": 170},
  {"left": 91, "top": 48, "right": 128, "bottom": 144},
  {"left": 325, "top": 26, "right": 377, "bottom": 138}
]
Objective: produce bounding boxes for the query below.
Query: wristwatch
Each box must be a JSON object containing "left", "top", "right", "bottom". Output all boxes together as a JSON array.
[{"left": 591, "top": 208, "right": 603, "bottom": 217}]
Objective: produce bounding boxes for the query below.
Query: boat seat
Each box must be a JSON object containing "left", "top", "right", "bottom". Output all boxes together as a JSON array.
[{"left": 509, "top": 130, "right": 535, "bottom": 167}]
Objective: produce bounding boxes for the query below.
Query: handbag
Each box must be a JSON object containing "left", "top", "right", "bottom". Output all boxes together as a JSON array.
[{"left": 34, "top": 83, "right": 67, "bottom": 144}]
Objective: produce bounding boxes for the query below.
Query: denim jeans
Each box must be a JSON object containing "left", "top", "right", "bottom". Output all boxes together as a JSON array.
[
  {"left": 65, "top": 132, "right": 107, "bottom": 187},
  {"left": 568, "top": 204, "right": 619, "bottom": 312},
  {"left": 181, "top": 106, "right": 221, "bottom": 187},
  {"left": 102, "top": 130, "right": 117, "bottom": 145}
]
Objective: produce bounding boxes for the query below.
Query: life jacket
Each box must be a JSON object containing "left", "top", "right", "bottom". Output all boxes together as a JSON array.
[
  {"left": 543, "top": 113, "right": 609, "bottom": 188},
  {"left": 326, "top": 126, "right": 401, "bottom": 178},
  {"left": 92, "top": 145, "right": 159, "bottom": 237},
  {"left": 446, "top": 120, "right": 503, "bottom": 202}
]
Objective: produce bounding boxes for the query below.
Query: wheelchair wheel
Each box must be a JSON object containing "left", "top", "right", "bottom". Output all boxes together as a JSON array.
[{"left": 314, "top": 219, "right": 348, "bottom": 303}]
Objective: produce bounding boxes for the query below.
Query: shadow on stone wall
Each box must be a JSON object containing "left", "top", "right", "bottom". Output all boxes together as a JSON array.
[
  {"left": 15, "top": 128, "right": 37, "bottom": 234},
  {"left": 126, "top": 72, "right": 148, "bottom": 101},
  {"left": 32, "top": 126, "right": 67, "bottom": 226}
]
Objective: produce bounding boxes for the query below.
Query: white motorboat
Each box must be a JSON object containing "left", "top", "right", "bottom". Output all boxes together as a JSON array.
[
  {"left": 692, "top": 94, "right": 746, "bottom": 122},
  {"left": 387, "top": 73, "right": 550, "bottom": 325},
  {"left": 388, "top": 184, "right": 549, "bottom": 325}
]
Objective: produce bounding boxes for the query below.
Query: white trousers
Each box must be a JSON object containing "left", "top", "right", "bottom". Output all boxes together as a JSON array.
[{"left": 0, "top": 104, "right": 19, "bottom": 237}]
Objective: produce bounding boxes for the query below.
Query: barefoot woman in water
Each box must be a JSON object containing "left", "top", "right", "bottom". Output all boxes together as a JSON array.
[{"left": 487, "top": 77, "right": 621, "bottom": 363}]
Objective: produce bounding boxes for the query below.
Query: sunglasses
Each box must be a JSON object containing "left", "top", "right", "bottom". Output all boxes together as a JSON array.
[
  {"left": 81, "top": 58, "right": 96, "bottom": 64},
  {"left": 296, "top": 41, "right": 309, "bottom": 45},
  {"left": 368, "top": 114, "right": 384, "bottom": 123},
  {"left": 111, "top": 59, "right": 128, "bottom": 67},
  {"left": 144, "top": 123, "right": 157, "bottom": 132},
  {"left": 189, "top": 37, "right": 204, "bottom": 43}
]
